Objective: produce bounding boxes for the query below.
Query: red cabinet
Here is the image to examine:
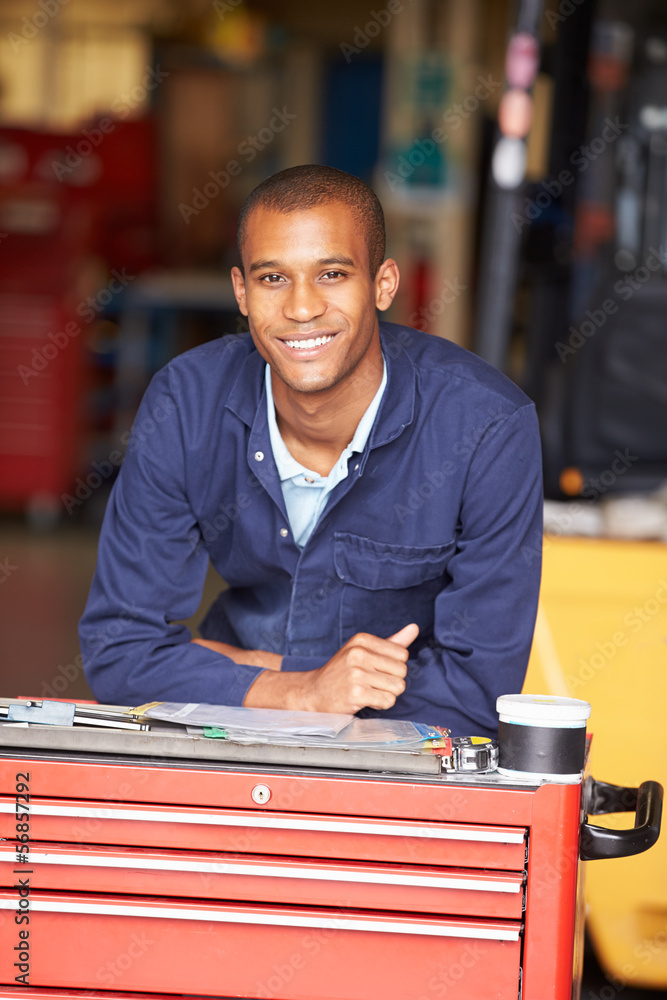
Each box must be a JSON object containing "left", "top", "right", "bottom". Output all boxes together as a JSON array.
[{"left": 0, "top": 750, "right": 586, "bottom": 1000}]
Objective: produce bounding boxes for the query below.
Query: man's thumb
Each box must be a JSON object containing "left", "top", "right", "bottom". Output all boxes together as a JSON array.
[{"left": 387, "top": 623, "right": 420, "bottom": 648}]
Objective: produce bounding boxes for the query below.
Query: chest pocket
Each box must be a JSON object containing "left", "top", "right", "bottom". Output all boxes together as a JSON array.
[{"left": 332, "top": 532, "right": 455, "bottom": 645}]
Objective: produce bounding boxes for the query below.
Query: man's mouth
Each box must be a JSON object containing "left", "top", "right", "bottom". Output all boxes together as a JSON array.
[{"left": 282, "top": 334, "right": 336, "bottom": 350}]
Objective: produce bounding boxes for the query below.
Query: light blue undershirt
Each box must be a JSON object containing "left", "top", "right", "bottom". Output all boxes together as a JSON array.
[{"left": 265, "top": 356, "right": 387, "bottom": 549}]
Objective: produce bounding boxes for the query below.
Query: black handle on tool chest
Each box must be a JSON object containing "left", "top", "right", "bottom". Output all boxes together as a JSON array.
[{"left": 580, "top": 779, "right": 663, "bottom": 861}]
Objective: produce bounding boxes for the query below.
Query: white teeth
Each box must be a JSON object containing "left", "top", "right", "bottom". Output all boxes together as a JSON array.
[{"left": 284, "top": 335, "right": 334, "bottom": 350}]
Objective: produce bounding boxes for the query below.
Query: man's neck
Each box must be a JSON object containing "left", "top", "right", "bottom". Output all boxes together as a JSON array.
[{"left": 272, "top": 345, "right": 384, "bottom": 477}]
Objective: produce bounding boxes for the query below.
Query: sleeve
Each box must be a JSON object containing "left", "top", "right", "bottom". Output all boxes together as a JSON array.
[
  {"left": 79, "top": 365, "right": 265, "bottom": 706},
  {"left": 400, "top": 403, "right": 543, "bottom": 736},
  {"left": 280, "top": 655, "right": 329, "bottom": 672}
]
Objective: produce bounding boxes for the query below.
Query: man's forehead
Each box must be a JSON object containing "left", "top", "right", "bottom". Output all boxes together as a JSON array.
[
  {"left": 241, "top": 203, "right": 366, "bottom": 265},
  {"left": 244, "top": 201, "right": 358, "bottom": 235}
]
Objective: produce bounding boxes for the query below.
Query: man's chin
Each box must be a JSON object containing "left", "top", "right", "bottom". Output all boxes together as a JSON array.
[
  {"left": 264, "top": 349, "right": 340, "bottom": 391},
  {"left": 273, "top": 368, "right": 342, "bottom": 395}
]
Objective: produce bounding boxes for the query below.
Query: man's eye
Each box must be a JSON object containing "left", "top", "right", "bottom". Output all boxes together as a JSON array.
[
  {"left": 322, "top": 270, "right": 345, "bottom": 279},
  {"left": 260, "top": 274, "right": 284, "bottom": 283}
]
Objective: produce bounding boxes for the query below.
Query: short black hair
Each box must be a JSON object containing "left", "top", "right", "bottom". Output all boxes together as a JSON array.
[{"left": 237, "top": 164, "right": 386, "bottom": 277}]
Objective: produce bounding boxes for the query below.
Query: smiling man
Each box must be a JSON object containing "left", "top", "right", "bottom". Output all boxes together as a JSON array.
[{"left": 80, "top": 164, "right": 543, "bottom": 736}]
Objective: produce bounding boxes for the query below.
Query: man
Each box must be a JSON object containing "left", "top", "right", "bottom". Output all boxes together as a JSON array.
[{"left": 80, "top": 164, "right": 542, "bottom": 737}]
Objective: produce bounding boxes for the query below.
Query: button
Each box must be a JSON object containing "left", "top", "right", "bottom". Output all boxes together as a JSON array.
[
  {"left": 354, "top": 463, "right": 360, "bottom": 471},
  {"left": 304, "top": 476, "right": 314, "bottom": 483},
  {"left": 254, "top": 451, "right": 264, "bottom": 461},
  {"left": 280, "top": 528, "right": 289, "bottom": 537}
]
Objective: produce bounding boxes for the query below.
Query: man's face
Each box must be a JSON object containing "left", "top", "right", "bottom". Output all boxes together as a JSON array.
[{"left": 231, "top": 202, "right": 398, "bottom": 395}]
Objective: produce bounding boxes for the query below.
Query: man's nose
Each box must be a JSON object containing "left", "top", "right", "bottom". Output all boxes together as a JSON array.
[{"left": 282, "top": 279, "right": 327, "bottom": 322}]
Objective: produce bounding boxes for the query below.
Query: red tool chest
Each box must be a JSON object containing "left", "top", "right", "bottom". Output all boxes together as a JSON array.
[
  {"left": 0, "top": 745, "right": 660, "bottom": 1000},
  {"left": 0, "top": 123, "right": 158, "bottom": 514}
]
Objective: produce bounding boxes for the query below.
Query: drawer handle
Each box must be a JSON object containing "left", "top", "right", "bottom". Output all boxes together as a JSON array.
[
  {"left": 0, "top": 850, "right": 521, "bottom": 893},
  {"left": 0, "top": 898, "right": 521, "bottom": 940},
  {"left": 0, "top": 803, "right": 525, "bottom": 844}
]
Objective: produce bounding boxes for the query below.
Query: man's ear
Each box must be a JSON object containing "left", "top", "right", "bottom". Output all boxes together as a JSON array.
[
  {"left": 374, "top": 259, "right": 400, "bottom": 312},
  {"left": 231, "top": 266, "right": 248, "bottom": 316}
]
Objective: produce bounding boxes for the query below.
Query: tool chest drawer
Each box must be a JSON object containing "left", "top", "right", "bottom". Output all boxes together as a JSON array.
[
  {"left": 0, "top": 989, "right": 186, "bottom": 1000},
  {"left": 0, "top": 990, "right": 198, "bottom": 1000},
  {"left": 0, "top": 890, "right": 523, "bottom": 1000},
  {"left": 0, "top": 842, "right": 525, "bottom": 919},
  {"left": 0, "top": 796, "right": 528, "bottom": 870}
]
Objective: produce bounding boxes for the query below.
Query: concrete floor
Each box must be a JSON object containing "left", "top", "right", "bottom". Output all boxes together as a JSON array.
[{"left": 0, "top": 513, "right": 662, "bottom": 997}]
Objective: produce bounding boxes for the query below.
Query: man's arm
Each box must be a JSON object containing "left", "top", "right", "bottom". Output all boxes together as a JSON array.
[
  {"left": 191, "top": 638, "right": 283, "bottom": 671},
  {"left": 382, "top": 402, "right": 543, "bottom": 735},
  {"left": 243, "top": 625, "right": 419, "bottom": 713},
  {"left": 79, "top": 366, "right": 268, "bottom": 706},
  {"left": 191, "top": 625, "right": 419, "bottom": 713}
]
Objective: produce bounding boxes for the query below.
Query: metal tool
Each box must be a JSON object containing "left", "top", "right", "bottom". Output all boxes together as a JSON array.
[
  {"left": 428, "top": 736, "right": 499, "bottom": 773},
  {"left": 1, "top": 699, "right": 149, "bottom": 730}
]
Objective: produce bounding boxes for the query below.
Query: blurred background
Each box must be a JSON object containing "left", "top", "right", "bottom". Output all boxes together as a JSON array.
[{"left": 0, "top": 0, "right": 666, "bottom": 992}]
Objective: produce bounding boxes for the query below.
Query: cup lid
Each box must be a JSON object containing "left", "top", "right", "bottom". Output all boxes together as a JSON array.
[{"left": 496, "top": 693, "right": 591, "bottom": 722}]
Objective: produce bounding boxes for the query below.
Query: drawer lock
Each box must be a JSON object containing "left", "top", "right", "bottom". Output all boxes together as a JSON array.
[{"left": 251, "top": 784, "right": 271, "bottom": 805}]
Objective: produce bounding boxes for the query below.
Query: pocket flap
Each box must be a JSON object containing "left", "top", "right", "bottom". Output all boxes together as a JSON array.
[{"left": 333, "top": 532, "right": 455, "bottom": 591}]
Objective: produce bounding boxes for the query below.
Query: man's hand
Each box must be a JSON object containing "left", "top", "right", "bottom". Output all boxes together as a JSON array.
[
  {"left": 191, "top": 638, "right": 282, "bottom": 671},
  {"left": 243, "top": 623, "right": 420, "bottom": 713}
]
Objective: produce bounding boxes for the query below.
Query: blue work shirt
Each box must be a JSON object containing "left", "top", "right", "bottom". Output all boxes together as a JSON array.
[
  {"left": 265, "top": 356, "right": 387, "bottom": 548},
  {"left": 79, "top": 323, "right": 543, "bottom": 737}
]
